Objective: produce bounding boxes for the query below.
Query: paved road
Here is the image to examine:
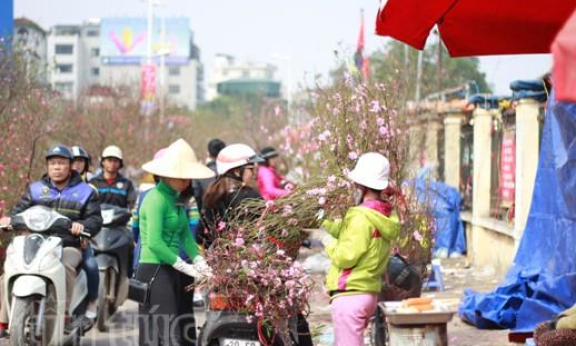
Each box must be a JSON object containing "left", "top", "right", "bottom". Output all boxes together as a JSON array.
[
  {"left": 82, "top": 301, "right": 206, "bottom": 346},
  {"left": 0, "top": 301, "right": 206, "bottom": 346},
  {"left": 82, "top": 300, "right": 139, "bottom": 346}
]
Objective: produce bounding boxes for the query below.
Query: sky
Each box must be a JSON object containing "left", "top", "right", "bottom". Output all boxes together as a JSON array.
[{"left": 15, "top": 0, "right": 552, "bottom": 95}]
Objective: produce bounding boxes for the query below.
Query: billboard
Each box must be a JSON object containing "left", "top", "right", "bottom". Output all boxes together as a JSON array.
[
  {"left": 100, "top": 17, "right": 190, "bottom": 65},
  {"left": 0, "top": 0, "right": 13, "bottom": 40}
]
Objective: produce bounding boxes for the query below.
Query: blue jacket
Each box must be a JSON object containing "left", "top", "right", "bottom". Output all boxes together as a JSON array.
[
  {"left": 12, "top": 171, "right": 103, "bottom": 247},
  {"left": 89, "top": 173, "right": 137, "bottom": 209}
]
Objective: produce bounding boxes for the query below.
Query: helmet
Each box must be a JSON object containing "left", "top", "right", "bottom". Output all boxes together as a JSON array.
[
  {"left": 207, "top": 139, "right": 226, "bottom": 158},
  {"left": 260, "top": 146, "right": 279, "bottom": 160},
  {"left": 347, "top": 152, "right": 390, "bottom": 190},
  {"left": 71, "top": 146, "right": 90, "bottom": 161},
  {"left": 216, "top": 144, "right": 265, "bottom": 175},
  {"left": 101, "top": 145, "right": 123, "bottom": 160},
  {"left": 101, "top": 145, "right": 123, "bottom": 169},
  {"left": 45, "top": 145, "right": 73, "bottom": 161}
]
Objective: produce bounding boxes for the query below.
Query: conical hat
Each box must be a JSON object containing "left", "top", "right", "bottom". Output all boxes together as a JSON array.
[{"left": 142, "top": 139, "right": 215, "bottom": 179}]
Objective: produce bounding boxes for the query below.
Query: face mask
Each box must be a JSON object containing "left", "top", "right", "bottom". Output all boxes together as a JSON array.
[{"left": 354, "top": 188, "right": 364, "bottom": 205}]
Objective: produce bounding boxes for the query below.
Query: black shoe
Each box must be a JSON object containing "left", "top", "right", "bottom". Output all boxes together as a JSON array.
[
  {"left": 81, "top": 315, "right": 96, "bottom": 333},
  {"left": 0, "top": 328, "right": 8, "bottom": 338}
]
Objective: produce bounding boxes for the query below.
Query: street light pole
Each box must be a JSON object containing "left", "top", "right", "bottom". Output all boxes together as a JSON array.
[{"left": 146, "top": 0, "right": 153, "bottom": 64}]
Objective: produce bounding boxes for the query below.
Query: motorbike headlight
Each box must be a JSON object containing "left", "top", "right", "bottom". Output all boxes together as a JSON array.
[
  {"left": 102, "top": 209, "right": 114, "bottom": 225},
  {"left": 23, "top": 208, "right": 52, "bottom": 232}
]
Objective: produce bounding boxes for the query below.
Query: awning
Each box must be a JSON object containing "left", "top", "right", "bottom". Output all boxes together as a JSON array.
[{"left": 376, "top": 0, "right": 576, "bottom": 57}]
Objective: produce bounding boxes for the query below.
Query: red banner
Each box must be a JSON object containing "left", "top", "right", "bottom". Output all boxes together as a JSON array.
[
  {"left": 500, "top": 131, "right": 516, "bottom": 204},
  {"left": 141, "top": 64, "right": 157, "bottom": 101}
]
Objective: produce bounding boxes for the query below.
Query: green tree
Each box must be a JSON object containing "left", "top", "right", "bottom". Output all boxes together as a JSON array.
[{"left": 370, "top": 40, "right": 491, "bottom": 100}]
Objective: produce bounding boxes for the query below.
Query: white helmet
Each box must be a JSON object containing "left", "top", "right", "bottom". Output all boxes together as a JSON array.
[
  {"left": 101, "top": 145, "right": 123, "bottom": 161},
  {"left": 216, "top": 144, "right": 265, "bottom": 175},
  {"left": 347, "top": 152, "right": 390, "bottom": 190}
]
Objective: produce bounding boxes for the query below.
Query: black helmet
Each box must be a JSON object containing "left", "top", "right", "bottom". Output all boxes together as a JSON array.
[
  {"left": 208, "top": 139, "right": 226, "bottom": 158},
  {"left": 260, "top": 146, "right": 279, "bottom": 160},
  {"left": 71, "top": 145, "right": 91, "bottom": 161},
  {"left": 45, "top": 145, "right": 73, "bottom": 161}
]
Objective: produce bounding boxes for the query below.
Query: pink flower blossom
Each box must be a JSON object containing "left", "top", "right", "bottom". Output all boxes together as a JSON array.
[
  {"left": 274, "top": 105, "right": 281, "bottom": 116},
  {"left": 377, "top": 117, "right": 385, "bottom": 126},
  {"left": 348, "top": 152, "right": 358, "bottom": 160},
  {"left": 370, "top": 100, "right": 381, "bottom": 113},
  {"left": 234, "top": 237, "right": 245, "bottom": 246},
  {"left": 379, "top": 126, "right": 389, "bottom": 137},
  {"left": 318, "top": 130, "right": 331, "bottom": 142},
  {"left": 285, "top": 280, "right": 296, "bottom": 289},
  {"left": 306, "top": 188, "right": 320, "bottom": 196},
  {"left": 318, "top": 197, "right": 326, "bottom": 206},
  {"left": 413, "top": 230, "right": 423, "bottom": 242},
  {"left": 328, "top": 175, "right": 337, "bottom": 183},
  {"left": 217, "top": 221, "right": 226, "bottom": 231},
  {"left": 265, "top": 200, "right": 275, "bottom": 208}
]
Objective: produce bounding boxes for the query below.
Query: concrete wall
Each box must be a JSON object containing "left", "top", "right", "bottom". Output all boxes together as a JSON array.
[{"left": 438, "top": 100, "right": 540, "bottom": 274}]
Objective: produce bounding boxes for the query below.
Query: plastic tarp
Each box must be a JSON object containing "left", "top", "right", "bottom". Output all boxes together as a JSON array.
[
  {"left": 510, "top": 79, "right": 549, "bottom": 103},
  {"left": 413, "top": 170, "right": 466, "bottom": 256},
  {"left": 459, "top": 94, "right": 576, "bottom": 331}
]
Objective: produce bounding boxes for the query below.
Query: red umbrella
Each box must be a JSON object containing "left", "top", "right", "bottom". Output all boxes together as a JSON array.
[
  {"left": 553, "top": 8, "right": 576, "bottom": 102},
  {"left": 376, "top": 0, "right": 576, "bottom": 57}
]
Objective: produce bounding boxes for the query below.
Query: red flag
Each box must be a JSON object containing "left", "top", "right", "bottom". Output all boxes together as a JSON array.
[
  {"left": 357, "top": 10, "right": 365, "bottom": 52},
  {"left": 355, "top": 10, "right": 370, "bottom": 79}
]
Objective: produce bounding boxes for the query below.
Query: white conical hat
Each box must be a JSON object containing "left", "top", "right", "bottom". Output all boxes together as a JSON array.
[{"left": 142, "top": 139, "right": 215, "bottom": 179}]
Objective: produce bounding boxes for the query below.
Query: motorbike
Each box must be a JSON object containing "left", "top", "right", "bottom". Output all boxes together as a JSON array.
[
  {"left": 90, "top": 203, "right": 133, "bottom": 332},
  {"left": 198, "top": 294, "right": 301, "bottom": 346},
  {"left": 2, "top": 206, "right": 92, "bottom": 346}
]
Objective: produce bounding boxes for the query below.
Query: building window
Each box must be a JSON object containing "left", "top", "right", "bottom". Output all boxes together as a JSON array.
[
  {"left": 86, "top": 30, "right": 99, "bottom": 37},
  {"left": 55, "top": 44, "right": 73, "bottom": 55},
  {"left": 91, "top": 68, "right": 100, "bottom": 77},
  {"left": 90, "top": 48, "right": 100, "bottom": 57},
  {"left": 56, "top": 64, "right": 73, "bottom": 73},
  {"left": 169, "top": 67, "right": 180, "bottom": 76},
  {"left": 169, "top": 84, "right": 180, "bottom": 94}
]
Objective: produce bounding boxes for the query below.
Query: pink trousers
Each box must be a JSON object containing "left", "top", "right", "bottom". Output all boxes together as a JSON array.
[{"left": 331, "top": 293, "right": 378, "bottom": 346}]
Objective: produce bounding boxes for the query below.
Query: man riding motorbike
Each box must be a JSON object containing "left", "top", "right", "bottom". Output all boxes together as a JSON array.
[
  {"left": 71, "top": 145, "right": 101, "bottom": 327},
  {"left": 0, "top": 145, "right": 102, "bottom": 332},
  {"left": 89, "top": 145, "right": 137, "bottom": 209}
]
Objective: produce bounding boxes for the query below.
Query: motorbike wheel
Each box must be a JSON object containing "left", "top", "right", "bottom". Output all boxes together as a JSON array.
[
  {"left": 10, "top": 295, "right": 44, "bottom": 346},
  {"left": 369, "top": 307, "right": 388, "bottom": 346},
  {"left": 97, "top": 269, "right": 111, "bottom": 332}
]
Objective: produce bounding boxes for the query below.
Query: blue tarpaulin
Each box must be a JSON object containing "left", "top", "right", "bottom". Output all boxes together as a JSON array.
[
  {"left": 459, "top": 94, "right": 576, "bottom": 331},
  {"left": 414, "top": 170, "right": 466, "bottom": 256}
]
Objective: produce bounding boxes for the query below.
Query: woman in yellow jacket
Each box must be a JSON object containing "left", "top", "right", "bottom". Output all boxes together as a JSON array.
[{"left": 322, "top": 152, "right": 400, "bottom": 346}]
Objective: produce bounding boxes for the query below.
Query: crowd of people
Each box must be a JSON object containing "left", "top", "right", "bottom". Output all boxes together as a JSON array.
[{"left": 0, "top": 137, "right": 399, "bottom": 346}]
